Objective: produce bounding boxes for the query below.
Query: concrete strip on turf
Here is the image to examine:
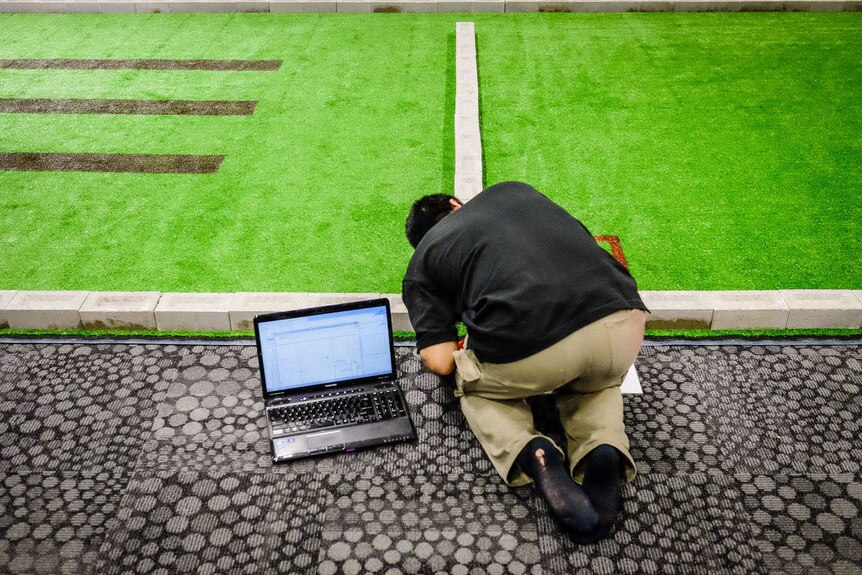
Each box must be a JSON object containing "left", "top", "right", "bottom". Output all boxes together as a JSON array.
[
  {"left": 641, "top": 291, "right": 713, "bottom": 330},
  {"left": 229, "top": 292, "right": 384, "bottom": 330},
  {"left": 136, "top": 1, "right": 256, "bottom": 12},
  {"left": 155, "top": 293, "right": 235, "bottom": 332},
  {"left": 454, "top": 22, "right": 483, "bottom": 202},
  {"left": 506, "top": 1, "right": 576, "bottom": 11},
  {"left": 234, "top": 0, "right": 271, "bottom": 10},
  {"left": 270, "top": 0, "right": 339, "bottom": 11},
  {"left": 79, "top": 291, "right": 161, "bottom": 330},
  {"left": 707, "top": 290, "right": 790, "bottom": 330},
  {"left": 2, "top": 290, "right": 862, "bottom": 332},
  {"left": 229, "top": 292, "right": 310, "bottom": 331},
  {"left": 304, "top": 292, "right": 383, "bottom": 307},
  {"left": 807, "top": 1, "right": 859, "bottom": 11},
  {"left": 671, "top": 0, "right": 800, "bottom": 10},
  {"left": 0, "top": 98, "right": 257, "bottom": 116},
  {"left": 780, "top": 289, "right": 862, "bottom": 329},
  {"left": 672, "top": 0, "right": 858, "bottom": 10},
  {"left": 0, "top": 291, "right": 19, "bottom": 329},
  {"left": 5, "top": 291, "right": 89, "bottom": 330},
  {"left": 0, "top": 0, "right": 137, "bottom": 13},
  {"left": 439, "top": 0, "right": 506, "bottom": 11},
  {"left": 383, "top": 294, "right": 413, "bottom": 332},
  {"left": 1, "top": 0, "right": 858, "bottom": 11},
  {"left": 337, "top": 0, "right": 440, "bottom": 11}
]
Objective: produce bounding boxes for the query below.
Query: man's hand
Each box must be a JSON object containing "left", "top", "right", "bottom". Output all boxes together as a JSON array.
[{"left": 419, "top": 341, "right": 459, "bottom": 376}]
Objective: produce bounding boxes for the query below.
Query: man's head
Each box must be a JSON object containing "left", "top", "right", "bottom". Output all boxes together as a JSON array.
[{"left": 405, "top": 194, "right": 463, "bottom": 248}]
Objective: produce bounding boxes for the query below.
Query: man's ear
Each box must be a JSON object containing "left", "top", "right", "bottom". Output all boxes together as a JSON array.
[{"left": 449, "top": 198, "right": 462, "bottom": 211}]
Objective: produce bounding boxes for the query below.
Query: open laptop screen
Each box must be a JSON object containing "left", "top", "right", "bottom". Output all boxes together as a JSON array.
[{"left": 257, "top": 303, "right": 394, "bottom": 394}]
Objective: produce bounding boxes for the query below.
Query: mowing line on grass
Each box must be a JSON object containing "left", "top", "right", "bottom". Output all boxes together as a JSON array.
[
  {"left": 0, "top": 98, "right": 258, "bottom": 116},
  {"left": 0, "top": 152, "right": 223, "bottom": 173},
  {"left": 0, "top": 59, "right": 282, "bottom": 71}
]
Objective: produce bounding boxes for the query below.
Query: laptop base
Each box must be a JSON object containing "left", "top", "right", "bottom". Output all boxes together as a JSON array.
[{"left": 272, "top": 418, "right": 415, "bottom": 462}]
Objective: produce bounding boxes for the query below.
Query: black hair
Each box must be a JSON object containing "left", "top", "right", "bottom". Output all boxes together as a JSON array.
[{"left": 405, "top": 194, "right": 462, "bottom": 248}]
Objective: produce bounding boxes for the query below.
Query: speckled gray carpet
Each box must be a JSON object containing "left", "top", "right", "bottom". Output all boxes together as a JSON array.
[{"left": 0, "top": 341, "right": 860, "bottom": 574}]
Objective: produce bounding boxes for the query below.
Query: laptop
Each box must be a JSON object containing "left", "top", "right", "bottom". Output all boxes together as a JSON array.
[{"left": 254, "top": 298, "right": 416, "bottom": 463}]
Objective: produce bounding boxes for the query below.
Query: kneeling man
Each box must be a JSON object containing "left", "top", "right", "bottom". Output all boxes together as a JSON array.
[{"left": 402, "top": 181, "right": 647, "bottom": 539}]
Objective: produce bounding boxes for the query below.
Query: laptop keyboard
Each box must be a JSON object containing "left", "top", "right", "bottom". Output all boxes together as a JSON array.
[{"left": 269, "top": 389, "right": 407, "bottom": 434}]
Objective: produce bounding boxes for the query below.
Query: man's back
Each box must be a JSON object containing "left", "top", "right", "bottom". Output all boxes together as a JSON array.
[{"left": 403, "top": 181, "right": 645, "bottom": 363}]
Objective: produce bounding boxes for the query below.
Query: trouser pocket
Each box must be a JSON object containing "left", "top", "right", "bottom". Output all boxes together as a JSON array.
[{"left": 453, "top": 349, "right": 482, "bottom": 395}]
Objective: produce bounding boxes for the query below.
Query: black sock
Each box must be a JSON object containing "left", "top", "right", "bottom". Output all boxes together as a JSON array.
[
  {"left": 516, "top": 437, "right": 598, "bottom": 535},
  {"left": 581, "top": 444, "right": 624, "bottom": 537}
]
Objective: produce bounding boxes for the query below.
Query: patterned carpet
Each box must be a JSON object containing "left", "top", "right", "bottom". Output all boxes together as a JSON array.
[{"left": 0, "top": 340, "right": 860, "bottom": 574}]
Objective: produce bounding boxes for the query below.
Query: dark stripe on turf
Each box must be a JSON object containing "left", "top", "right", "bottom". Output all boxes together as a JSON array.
[
  {"left": 0, "top": 98, "right": 257, "bottom": 115},
  {"left": 0, "top": 153, "right": 223, "bottom": 173},
  {"left": 0, "top": 59, "right": 282, "bottom": 71}
]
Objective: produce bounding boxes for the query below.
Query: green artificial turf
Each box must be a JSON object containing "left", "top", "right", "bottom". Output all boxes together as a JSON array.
[
  {"left": 0, "top": 14, "right": 454, "bottom": 293},
  {"left": 477, "top": 13, "right": 862, "bottom": 290},
  {"left": 0, "top": 13, "right": 860, "bottom": 294}
]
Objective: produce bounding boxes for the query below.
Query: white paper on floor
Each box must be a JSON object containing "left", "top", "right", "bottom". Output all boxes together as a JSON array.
[{"left": 620, "top": 365, "right": 642, "bottom": 395}]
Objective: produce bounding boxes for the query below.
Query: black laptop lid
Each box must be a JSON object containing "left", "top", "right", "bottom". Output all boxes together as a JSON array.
[{"left": 254, "top": 298, "right": 396, "bottom": 398}]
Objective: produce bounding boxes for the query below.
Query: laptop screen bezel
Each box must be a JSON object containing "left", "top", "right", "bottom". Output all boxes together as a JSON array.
[{"left": 254, "top": 298, "right": 397, "bottom": 399}]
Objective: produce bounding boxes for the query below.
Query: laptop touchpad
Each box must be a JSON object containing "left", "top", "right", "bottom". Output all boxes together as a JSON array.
[{"left": 307, "top": 430, "right": 345, "bottom": 451}]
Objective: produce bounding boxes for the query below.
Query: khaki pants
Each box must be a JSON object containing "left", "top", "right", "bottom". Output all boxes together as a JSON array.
[{"left": 453, "top": 308, "right": 645, "bottom": 487}]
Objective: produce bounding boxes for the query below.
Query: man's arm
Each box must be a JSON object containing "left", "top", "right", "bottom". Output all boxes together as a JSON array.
[
  {"left": 403, "top": 274, "right": 459, "bottom": 376},
  {"left": 419, "top": 341, "right": 459, "bottom": 376}
]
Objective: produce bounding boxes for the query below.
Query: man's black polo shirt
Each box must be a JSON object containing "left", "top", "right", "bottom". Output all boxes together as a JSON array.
[{"left": 402, "top": 181, "right": 647, "bottom": 364}]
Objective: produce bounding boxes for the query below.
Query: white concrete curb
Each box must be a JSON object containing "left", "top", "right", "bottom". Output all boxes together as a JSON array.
[
  {"left": 2, "top": 290, "right": 861, "bottom": 332},
  {"left": 0, "top": 291, "right": 17, "bottom": 330},
  {"left": 0, "top": 0, "right": 858, "bottom": 12},
  {"left": 155, "top": 292, "right": 235, "bottom": 331},
  {"left": 80, "top": 291, "right": 161, "bottom": 330},
  {"left": 781, "top": 289, "right": 862, "bottom": 329},
  {"left": 4, "top": 291, "right": 89, "bottom": 330}
]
